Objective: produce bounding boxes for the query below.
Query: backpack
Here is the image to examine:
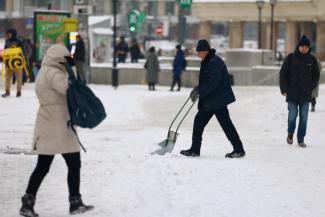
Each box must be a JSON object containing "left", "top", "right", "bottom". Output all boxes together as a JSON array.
[
  {"left": 64, "top": 63, "right": 106, "bottom": 152},
  {"left": 65, "top": 63, "right": 107, "bottom": 129}
]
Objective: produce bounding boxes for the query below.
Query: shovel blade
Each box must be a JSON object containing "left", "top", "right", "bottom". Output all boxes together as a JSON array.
[{"left": 151, "top": 139, "right": 175, "bottom": 155}]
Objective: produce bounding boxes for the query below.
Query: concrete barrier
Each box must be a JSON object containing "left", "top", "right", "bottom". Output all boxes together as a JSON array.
[
  {"left": 90, "top": 63, "right": 325, "bottom": 87},
  {"left": 225, "top": 49, "right": 275, "bottom": 67},
  {"left": 90, "top": 63, "right": 200, "bottom": 87}
]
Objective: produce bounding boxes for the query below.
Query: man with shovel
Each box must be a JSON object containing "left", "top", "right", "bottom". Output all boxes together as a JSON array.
[{"left": 180, "top": 39, "right": 245, "bottom": 158}]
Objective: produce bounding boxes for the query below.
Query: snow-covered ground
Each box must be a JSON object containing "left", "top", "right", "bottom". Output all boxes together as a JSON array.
[{"left": 0, "top": 83, "right": 325, "bottom": 217}]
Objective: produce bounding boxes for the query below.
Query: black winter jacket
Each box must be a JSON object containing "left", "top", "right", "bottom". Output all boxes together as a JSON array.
[
  {"left": 197, "top": 49, "right": 236, "bottom": 111},
  {"left": 279, "top": 49, "right": 320, "bottom": 103},
  {"left": 74, "top": 39, "right": 85, "bottom": 62}
]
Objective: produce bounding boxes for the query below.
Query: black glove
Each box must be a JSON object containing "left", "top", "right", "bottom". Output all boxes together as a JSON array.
[{"left": 190, "top": 87, "right": 199, "bottom": 102}]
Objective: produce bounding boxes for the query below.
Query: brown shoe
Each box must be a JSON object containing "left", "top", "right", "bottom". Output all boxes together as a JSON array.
[
  {"left": 287, "top": 133, "right": 293, "bottom": 145},
  {"left": 1, "top": 91, "right": 10, "bottom": 98},
  {"left": 16, "top": 91, "right": 21, "bottom": 97}
]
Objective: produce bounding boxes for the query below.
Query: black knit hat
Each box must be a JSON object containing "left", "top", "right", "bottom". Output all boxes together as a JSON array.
[
  {"left": 196, "top": 39, "right": 211, "bottom": 52},
  {"left": 298, "top": 35, "right": 310, "bottom": 47}
]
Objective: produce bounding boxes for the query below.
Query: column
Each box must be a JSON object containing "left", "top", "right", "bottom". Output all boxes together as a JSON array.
[
  {"left": 261, "top": 22, "right": 270, "bottom": 49},
  {"left": 198, "top": 21, "right": 212, "bottom": 40},
  {"left": 316, "top": 21, "right": 325, "bottom": 61},
  {"left": 300, "top": 22, "right": 313, "bottom": 39},
  {"left": 229, "top": 21, "right": 244, "bottom": 48},
  {"left": 285, "top": 21, "right": 298, "bottom": 55},
  {"left": 157, "top": 1, "right": 165, "bottom": 16}
]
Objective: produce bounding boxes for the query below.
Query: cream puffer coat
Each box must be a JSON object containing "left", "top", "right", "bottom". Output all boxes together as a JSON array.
[{"left": 32, "top": 44, "right": 80, "bottom": 155}]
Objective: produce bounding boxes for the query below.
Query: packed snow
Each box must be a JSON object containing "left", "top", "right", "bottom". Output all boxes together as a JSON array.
[{"left": 0, "top": 83, "right": 325, "bottom": 217}]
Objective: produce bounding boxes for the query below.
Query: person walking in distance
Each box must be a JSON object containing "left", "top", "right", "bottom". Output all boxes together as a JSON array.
[
  {"left": 1, "top": 28, "right": 24, "bottom": 98},
  {"left": 129, "top": 39, "right": 141, "bottom": 63},
  {"left": 116, "top": 36, "right": 128, "bottom": 63},
  {"left": 279, "top": 35, "right": 320, "bottom": 147},
  {"left": 19, "top": 45, "right": 93, "bottom": 217},
  {"left": 310, "top": 60, "right": 321, "bottom": 112},
  {"left": 74, "top": 34, "right": 87, "bottom": 84},
  {"left": 170, "top": 45, "right": 186, "bottom": 91},
  {"left": 180, "top": 39, "right": 245, "bottom": 158},
  {"left": 144, "top": 47, "right": 160, "bottom": 91}
]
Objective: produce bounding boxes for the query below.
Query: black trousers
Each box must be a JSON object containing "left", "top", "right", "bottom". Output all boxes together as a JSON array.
[
  {"left": 191, "top": 107, "right": 244, "bottom": 154},
  {"left": 26, "top": 152, "right": 81, "bottom": 197},
  {"left": 170, "top": 75, "right": 181, "bottom": 90}
]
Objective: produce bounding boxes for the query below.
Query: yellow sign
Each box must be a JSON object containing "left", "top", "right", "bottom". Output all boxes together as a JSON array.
[
  {"left": 1, "top": 47, "right": 29, "bottom": 77},
  {"left": 63, "top": 18, "right": 78, "bottom": 33}
]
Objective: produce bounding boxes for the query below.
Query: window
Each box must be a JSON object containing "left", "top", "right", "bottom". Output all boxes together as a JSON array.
[
  {"left": 165, "top": 2, "right": 175, "bottom": 15},
  {"left": 148, "top": 1, "right": 157, "bottom": 16},
  {"left": 0, "top": 1, "right": 5, "bottom": 11}
]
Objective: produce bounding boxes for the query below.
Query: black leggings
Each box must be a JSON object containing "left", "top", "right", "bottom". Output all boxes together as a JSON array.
[{"left": 26, "top": 152, "right": 81, "bottom": 197}]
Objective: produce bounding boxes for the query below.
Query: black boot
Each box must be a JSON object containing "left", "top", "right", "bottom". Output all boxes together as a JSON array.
[
  {"left": 69, "top": 195, "right": 94, "bottom": 215},
  {"left": 180, "top": 149, "right": 200, "bottom": 157},
  {"left": 225, "top": 150, "right": 245, "bottom": 158},
  {"left": 19, "top": 194, "right": 39, "bottom": 217}
]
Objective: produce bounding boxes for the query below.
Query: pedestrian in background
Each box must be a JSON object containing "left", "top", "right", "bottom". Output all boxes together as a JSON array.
[
  {"left": 130, "top": 39, "right": 141, "bottom": 63},
  {"left": 93, "top": 41, "right": 106, "bottom": 63},
  {"left": 170, "top": 45, "right": 186, "bottom": 91},
  {"left": 311, "top": 60, "right": 321, "bottom": 112},
  {"left": 116, "top": 36, "right": 128, "bottom": 63},
  {"left": 180, "top": 39, "right": 245, "bottom": 158},
  {"left": 1, "top": 28, "right": 24, "bottom": 98},
  {"left": 74, "top": 34, "right": 87, "bottom": 84},
  {"left": 144, "top": 46, "right": 160, "bottom": 91},
  {"left": 19, "top": 44, "right": 93, "bottom": 217},
  {"left": 279, "top": 35, "right": 320, "bottom": 147}
]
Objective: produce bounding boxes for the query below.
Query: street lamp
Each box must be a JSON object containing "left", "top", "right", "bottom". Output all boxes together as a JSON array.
[
  {"left": 256, "top": 0, "right": 265, "bottom": 49},
  {"left": 112, "top": 0, "right": 118, "bottom": 88},
  {"left": 270, "top": 0, "right": 277, "bottom": 51}
]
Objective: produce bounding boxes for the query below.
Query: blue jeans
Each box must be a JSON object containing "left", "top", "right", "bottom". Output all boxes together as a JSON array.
[{"left": 287, "top": 102, "right": 309, "bottom": 142}]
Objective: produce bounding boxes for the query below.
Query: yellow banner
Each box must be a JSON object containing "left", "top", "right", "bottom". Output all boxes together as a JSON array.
[{"left": 63, "top": 18, "right": 78, "bottom": 33}]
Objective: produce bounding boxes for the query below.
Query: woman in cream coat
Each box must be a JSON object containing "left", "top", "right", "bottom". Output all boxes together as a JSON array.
[{"left": 20, "top": 44, "right": 93, "bottom": 217}]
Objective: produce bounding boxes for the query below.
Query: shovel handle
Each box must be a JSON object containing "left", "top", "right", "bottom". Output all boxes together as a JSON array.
[
  {"left": 167, "top": 96, "right": 191, "bottom": 134},
  {"left": 167, "top": 96, "right": 197, "bottom": 137},
  {"left": 175, "top": 98, "right": 197, "bottom": 134}
]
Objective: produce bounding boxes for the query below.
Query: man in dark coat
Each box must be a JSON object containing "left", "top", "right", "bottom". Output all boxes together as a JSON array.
[
  {"left": 116, "top": 36, "right": 128, "bottom": 63},
  {"left": 1, "top": 28, "right": 24, "bottom": 98},
  {"left": 170, "top": 45, "right": 186, "bottom": 91},
  {"left": 129, "top": 39, "right": 141, "bottom": 63},
  {"left": 279, "top": 35, "right": 320, "bottom": 147},
  {"left": 180, "top": 39, "right": 245, "bottom": 158},
  {"left": 74, "top": 34, "right": 87, "bottom": 84}
]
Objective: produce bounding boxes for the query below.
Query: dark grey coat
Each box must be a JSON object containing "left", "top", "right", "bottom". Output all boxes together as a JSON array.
[{"left": 145, "top": 53, "right": 160, "bottom": 83}]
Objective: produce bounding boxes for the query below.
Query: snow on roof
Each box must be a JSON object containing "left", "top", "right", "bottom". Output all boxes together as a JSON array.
[
  {"left": 92, "top": 28, "right": 114, "bottom": 35},
  {"left": 88, "top": 16, "right": 112, "bottom": 26}
]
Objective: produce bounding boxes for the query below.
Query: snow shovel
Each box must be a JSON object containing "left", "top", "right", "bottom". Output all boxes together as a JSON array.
[{"left": 151, "top": 96, "right": 197, "bottom": 155}]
